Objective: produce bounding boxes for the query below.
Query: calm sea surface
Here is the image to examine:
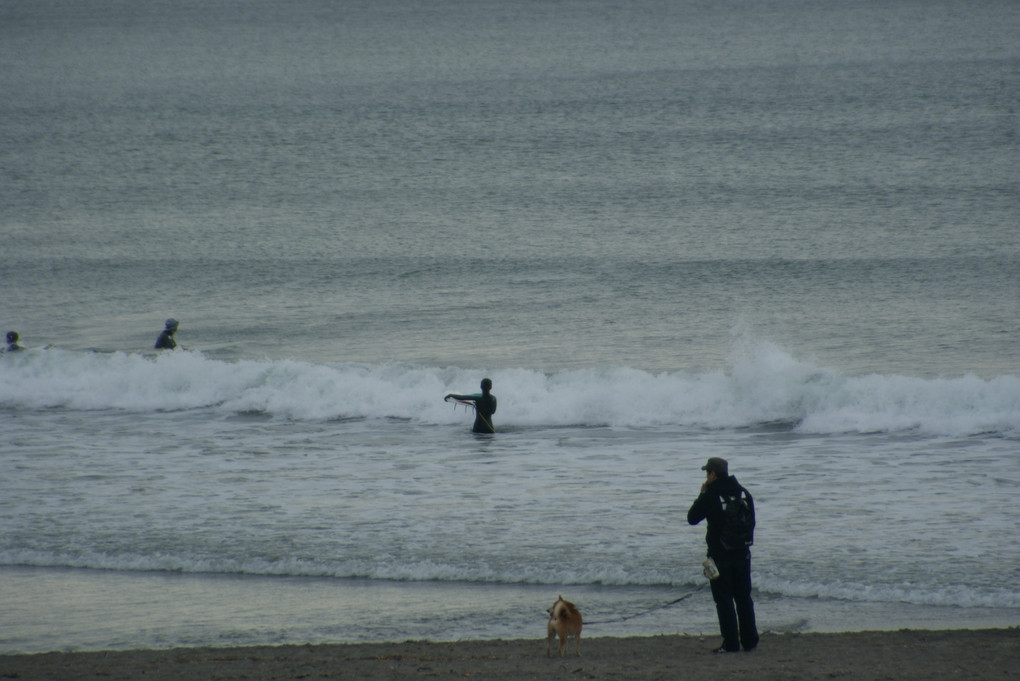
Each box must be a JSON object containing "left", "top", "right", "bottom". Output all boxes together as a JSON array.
[{"left": 1, "top": 0, "right": 1018, "bottom": 654}]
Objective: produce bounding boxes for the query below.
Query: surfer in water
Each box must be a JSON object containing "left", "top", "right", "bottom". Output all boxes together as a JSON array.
[
  {"left": 5, "top": 331, "right": 24, "bottom": 352},
  {"left": 445, "top": 378, "right": 497, "bottom": 433},
  {"left": 154, "top": 318, "right": 180, "bottom": 350}
]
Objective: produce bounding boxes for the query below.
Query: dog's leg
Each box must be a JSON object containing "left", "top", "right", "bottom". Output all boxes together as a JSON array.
[
  {"left": 575, "top": 631, "right": 581, "bottom": 657},
  {"left": 558, "top": 633, "right": 567, "bottom": 657}
]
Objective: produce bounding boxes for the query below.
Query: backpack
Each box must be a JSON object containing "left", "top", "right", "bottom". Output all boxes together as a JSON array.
[{"left": 718, "top": 488, "right": 755, "bottom": 551}]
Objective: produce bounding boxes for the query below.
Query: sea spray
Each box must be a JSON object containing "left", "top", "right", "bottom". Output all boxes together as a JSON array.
[{"left": 2, "top": 347, "right": 1017, "bottom": 436}]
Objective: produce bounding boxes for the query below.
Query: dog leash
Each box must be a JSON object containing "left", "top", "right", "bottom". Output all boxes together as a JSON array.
[{"left": 581, "top": 591, "right": 699, "bottom": 626}]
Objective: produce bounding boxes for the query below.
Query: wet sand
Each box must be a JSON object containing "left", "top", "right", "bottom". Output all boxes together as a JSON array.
[{"left": 2, "top": 628, "right": 1016, "bottom": 681}]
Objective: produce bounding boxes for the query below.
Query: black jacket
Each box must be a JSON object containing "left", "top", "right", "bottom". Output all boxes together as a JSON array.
[{"left": 687, "top": 474, "right": 754, "bottom": 559}]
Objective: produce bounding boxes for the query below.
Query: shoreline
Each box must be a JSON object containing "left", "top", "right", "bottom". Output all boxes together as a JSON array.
[
  {"left": 3, "top": 629, "right": 1016, "bottom": 681},
  {"left": 6, "top": 565, "right": 1018, "bottom": 656}
]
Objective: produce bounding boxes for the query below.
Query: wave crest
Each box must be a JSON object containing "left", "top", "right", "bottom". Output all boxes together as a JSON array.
[{"left": 1, "top": 346, "right": 1017, "bottom": 436}]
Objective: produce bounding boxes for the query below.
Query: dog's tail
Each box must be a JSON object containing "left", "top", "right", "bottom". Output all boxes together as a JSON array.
[{"left": 554, "top": 597, "right": 581, "bottom": 622}]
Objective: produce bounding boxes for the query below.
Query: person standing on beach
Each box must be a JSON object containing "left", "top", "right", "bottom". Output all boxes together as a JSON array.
[
  {"left": 154, "top": 318, "right": 180, "bottom": 350},
  {"left": 444, "top": 378, "right": 497, "bottom": 433},
  {"left": 688, "top": 457, "right": 759, "bottom": 653}
]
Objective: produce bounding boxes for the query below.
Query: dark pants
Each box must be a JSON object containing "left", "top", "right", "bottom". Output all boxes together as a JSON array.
[{"left": 709, "top": 551, "right": 759, "bottom": 651}]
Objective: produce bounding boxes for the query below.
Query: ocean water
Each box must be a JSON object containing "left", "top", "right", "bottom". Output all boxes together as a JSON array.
[{"left": 1, "top": 0, "right": 1019, "bottom": 654}]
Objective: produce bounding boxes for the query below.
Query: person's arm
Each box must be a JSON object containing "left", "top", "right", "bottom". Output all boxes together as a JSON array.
[
  {"left": 445, "top": 393, "right": 480, "bottom": 402},
  {"left": 687, "top": 489, "right": 710, "bottom": 525}
]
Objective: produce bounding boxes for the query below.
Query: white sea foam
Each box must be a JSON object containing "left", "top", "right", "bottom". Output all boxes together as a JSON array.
[
  {"left": 2, "top": 346, "right": 1016, "bottom": 436},
  {"left": 753, "top": 574, "right": 1020, "bottom": 610},
  {"left": 6, "top": 544, "right": 1018, "bottom": 611}
]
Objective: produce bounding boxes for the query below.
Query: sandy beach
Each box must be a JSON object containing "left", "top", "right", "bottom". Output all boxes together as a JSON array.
[{"left": 2, "top": 629, "right": 1016, "bottom": 681}]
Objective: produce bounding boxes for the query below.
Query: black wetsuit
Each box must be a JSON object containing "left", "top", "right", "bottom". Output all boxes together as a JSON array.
[
  {"left": 688, "top": 474, "right": 759, "bottom": 652},
  {"left": 447, "top": 392, "right": 497, "bottom": 433},
  {"left": 154, "top": 330, "right": 177, "bottom": 350},
  {"left": 5, "top": 333, "right": 23, "bottom": 352}
]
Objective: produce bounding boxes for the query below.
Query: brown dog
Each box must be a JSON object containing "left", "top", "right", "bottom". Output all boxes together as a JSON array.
[{"left": 546, "top": 595, "right": 582, "bottom": 657}]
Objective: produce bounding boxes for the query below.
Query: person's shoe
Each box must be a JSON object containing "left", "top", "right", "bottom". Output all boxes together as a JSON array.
[{"left": 712, "top": 646, "right": 739, "bottom": 653}]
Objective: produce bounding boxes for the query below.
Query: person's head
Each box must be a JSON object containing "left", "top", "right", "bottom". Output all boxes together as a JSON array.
[
  {"left": 480, "top": 377, "right": 492, "bottom": 393},
  {"left": 165, "top": 318, "right": 179, "bottom": 333},
  {"left": 6, "top": 331, "right": 18, "bottom": 344},
  {"left": 702, "top": 457, "right": 728, "bottom": 482}
]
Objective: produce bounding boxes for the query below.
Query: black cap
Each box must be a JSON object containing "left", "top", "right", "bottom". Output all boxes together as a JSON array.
[{"left": 701, "top": 457, "right": 728, "bottom": 476}]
